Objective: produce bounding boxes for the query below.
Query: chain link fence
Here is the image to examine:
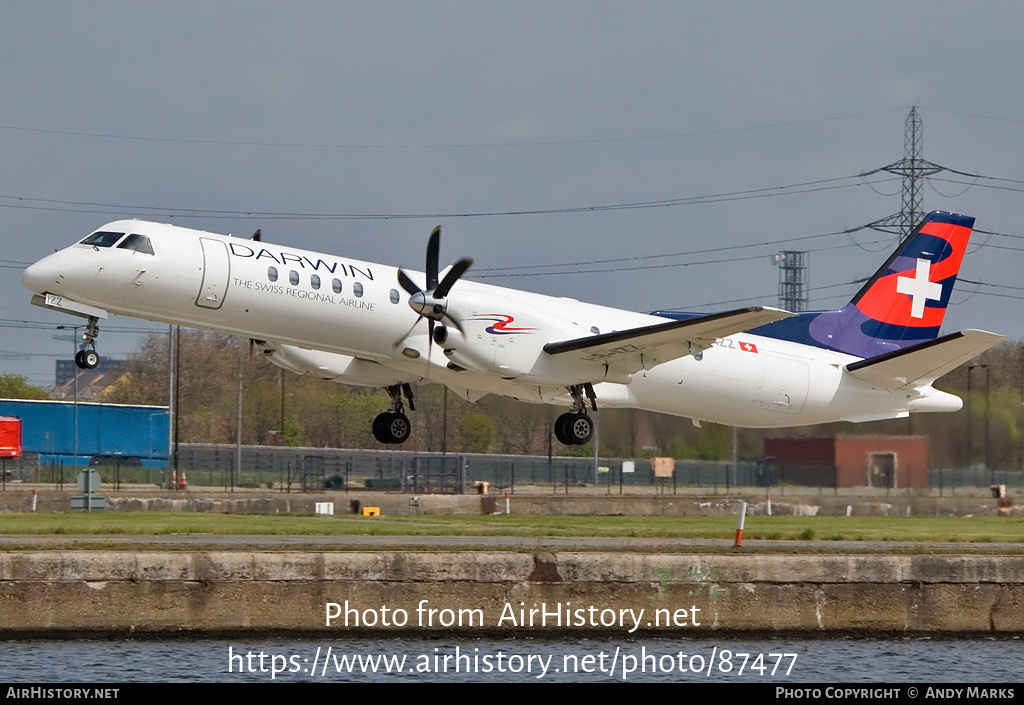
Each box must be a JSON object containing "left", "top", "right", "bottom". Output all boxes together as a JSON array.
[{"left": 2, "top": 445, "right": 1022, "bottom": 495}]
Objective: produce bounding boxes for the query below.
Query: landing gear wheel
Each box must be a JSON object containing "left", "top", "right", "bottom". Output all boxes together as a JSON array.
[
  {"left": 372, "top": 413, "right": 389, "bottom": 443},
  {"left": 554, "top": 413, "right": 574, "bottom": 445},
  {"left": 554, "top": 412, "right": 592, "bottom": 445},
  {"left": 75, "top": 349, "right": 99, "bottom": 369},
  {"left": 385, "top": 412, "right": 411, "bottom": 444},
  {"left": 566, "top": 412, "right": 593, "bottom": 445},
  {"left": 372, "top": 412, "right": 411, "bottom": 444}
]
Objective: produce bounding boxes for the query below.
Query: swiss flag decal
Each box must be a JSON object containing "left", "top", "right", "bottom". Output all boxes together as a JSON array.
[{"left": 739, "top": 341, "right": 758, "bottom": 353}]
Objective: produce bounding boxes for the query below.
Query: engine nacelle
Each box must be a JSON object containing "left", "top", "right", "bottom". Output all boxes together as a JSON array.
[
  {"left": 262, "top": 343, "right": 405, "bottom": 387},
  {"left": 439, "top": 292, "right": 631, "bottom": 384}
]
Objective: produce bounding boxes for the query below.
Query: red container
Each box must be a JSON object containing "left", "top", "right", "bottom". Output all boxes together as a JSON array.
[{"left": 0, "top": 417, "right": 22, "bottom": 459}]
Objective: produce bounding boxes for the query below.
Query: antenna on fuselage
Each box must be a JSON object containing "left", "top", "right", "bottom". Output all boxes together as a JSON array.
[{"left": 251, "top": 229, "right": 261, "bottom": 242}]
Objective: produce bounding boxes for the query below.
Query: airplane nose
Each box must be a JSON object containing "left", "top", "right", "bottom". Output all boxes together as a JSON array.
[{"left": 21, "top": 255, "right": 62, "bottom": 294}]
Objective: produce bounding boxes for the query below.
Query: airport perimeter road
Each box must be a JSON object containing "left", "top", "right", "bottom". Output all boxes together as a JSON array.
[{"left": 1, "top": 533, "right": 1023, "bottom": 554}]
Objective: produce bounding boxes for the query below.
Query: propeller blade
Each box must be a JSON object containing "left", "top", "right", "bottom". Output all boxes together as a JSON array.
[
  {"left": 442, "top": 314, "right": 464, "bottom": 335},
  {"left": 426, "top": 226, "right": 440, "bottom": 292},
  {"left": 427, "top": 319, "right": 436, "bottom": 366},
  {"left": 392, "top": 316, "right": 423, "bottom": 348},
  {"left": 434, "top": 257, "right": 473, "bottom": 298},
  {"left": 397, "top": 268, "right": 422, "bottom": 297}
]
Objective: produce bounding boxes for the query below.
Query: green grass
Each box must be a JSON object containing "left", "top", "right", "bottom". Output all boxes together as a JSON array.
[{"left": 0, "top": 512, "right": 1021, "bottom": 543}]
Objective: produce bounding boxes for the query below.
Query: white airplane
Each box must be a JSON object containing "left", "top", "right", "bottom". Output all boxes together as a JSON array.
[{"left": 22, "top": 211, "right": 1002, "bottom": 446}]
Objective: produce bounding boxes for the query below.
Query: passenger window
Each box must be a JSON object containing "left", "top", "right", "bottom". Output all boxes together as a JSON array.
[
  {"left": 389, "top": 289, "right": 400, "bottom": 304},
  {"left": 310, "top": 274, "right": 321, "bottom": 290},
  {"left": 289, "top": 270, "right": 299, "bottom": 286},
  {"left": 116, "top": 234, "right": 155, "bottom": 255},
  {"left": 353, "top": 282, "right": 364, "bottom": 297},
  {"left": 80, "top": 231, "right": 124, "bottom": 248},
  {"left": 268, "top": 267, "right": 278, "bottom": 282},
  {"left": 332, "top": 279, "right": 342, "bottom": 294}
]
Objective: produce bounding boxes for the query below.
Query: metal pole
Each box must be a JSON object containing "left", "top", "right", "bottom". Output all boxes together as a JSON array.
[
  {"left": 967, "top": 366, "right": 975, "bottom": 470},
  {"left": 968, "top": 363, "right": 990, "bottom": 481},
  {"left": 984, "top": 366, "right": 991, "bottom": 484},
  {"left": 235, "top": 354, "right": 243, "bottom": 489},
  {"left": 72, "top": 328, "right": 79, "bottom": 476},
  {"left": 174, "top": 326, "right": 181, "bottom": 482},
  {"left": 442, "top": 387, "right": 448, "bottom": 455},
  {"left": 167, "top": 324, "right": 174, "bottom": 489},
  {"left": 548, "top": 409, "right": 554, "bottom": 494},
  {"left": 731, "top": 426, "right": 738, "bottom": 489}
]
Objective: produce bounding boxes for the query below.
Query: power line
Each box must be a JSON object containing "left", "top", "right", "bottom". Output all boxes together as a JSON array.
[
  {"left": 0, "top": 319, "right": 158, "bottom": 333},
  {"left": 666, "top": 278, "right": 867, "bottom": 312},
  {"left": 476, "top": 225, "right": 870, "bottom": 274},
  {"left": 926, "top": 175, "right": 1024, "bottom": 194},
  {"left": 477, "top": 237, "right": 893, "bottom": 279},
  {"left": 920, "top": 106, "right": 1024, "bottom": 128},
  {"left": 0, "top": 108, "right": 907, "bottom": 150},
  {"left": 0, "top": 174, "right": 889, "bottom": 221},
  {"left": 959, "top": 277, "right": 1024, "bottom": 292}
]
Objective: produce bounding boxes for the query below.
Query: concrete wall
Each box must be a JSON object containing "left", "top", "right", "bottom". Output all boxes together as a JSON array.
[
  {"left": 1, "top": 551, "right": 1022, "bottom": 635},
  {"left": 0, "top": 489, "right": 1016, "bottom": 517}
]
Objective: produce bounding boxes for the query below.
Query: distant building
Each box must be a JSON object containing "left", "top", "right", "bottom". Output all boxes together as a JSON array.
[
  {"left": 55, "top": 358, "right": 126, "bottom": 387},
  {"left": 53, "top": 358, "right": 127, "bottom": 400},
  {"left": 763, "top": 435, "right": 929, "bottom": 489}
]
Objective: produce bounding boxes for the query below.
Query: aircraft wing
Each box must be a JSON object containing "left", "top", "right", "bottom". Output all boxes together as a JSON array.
[
  {"left": 845, "top": 329, "right": 1004, "bottom": 389},
  {"left": 543, "top": 306, "right": 794, "bottom": 375}
]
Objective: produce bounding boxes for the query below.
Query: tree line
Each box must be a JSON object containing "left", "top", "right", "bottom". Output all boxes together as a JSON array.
[{"left": 7, "top": 329, "right": 1024, "bottom": 469}]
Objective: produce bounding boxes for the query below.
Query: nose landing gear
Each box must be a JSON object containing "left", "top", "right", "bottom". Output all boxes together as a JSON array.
[
  {"left": 73, "top": 317, "right": 101, "bottom": 370},
  {"left": 74, "top": 349, "right": 99, "bottom": 369}
]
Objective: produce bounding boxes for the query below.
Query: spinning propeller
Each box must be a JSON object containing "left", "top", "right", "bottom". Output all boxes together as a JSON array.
[{"left": 394, "top": 226, "right": 473, "bottom": 349}]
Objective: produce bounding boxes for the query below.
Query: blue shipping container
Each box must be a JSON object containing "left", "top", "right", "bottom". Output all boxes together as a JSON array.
[{"left": 0, "top": 399, "right": 169, "bottom": 468}]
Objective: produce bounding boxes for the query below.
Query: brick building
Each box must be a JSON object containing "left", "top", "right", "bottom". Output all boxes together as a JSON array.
[{"left": 763, "top": 435, "right": 929, "bottom": 488}]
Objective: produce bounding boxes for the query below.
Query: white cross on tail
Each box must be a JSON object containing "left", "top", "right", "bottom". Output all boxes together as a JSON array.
[{"left": 895, "top": 258, "right": 942, "bottom": 318}]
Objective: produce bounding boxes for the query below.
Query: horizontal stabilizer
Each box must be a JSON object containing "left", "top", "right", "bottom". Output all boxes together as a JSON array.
[
  {"left": 544, "top": 306, "right": 794, "bottom": 375},
  {"left": 845, "top": 329, "right": 1004, "bottom": 389}
]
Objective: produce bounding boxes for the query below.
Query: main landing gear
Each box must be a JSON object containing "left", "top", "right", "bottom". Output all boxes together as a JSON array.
[
  {"left": 554, "top": 383, "right": 597, "bottom": 446},
  {"left": 373, "top": 383, "right": 415, "bottom": 444},
  {"left": 73, "top": 317, "right": 101, "bottom": 370}
]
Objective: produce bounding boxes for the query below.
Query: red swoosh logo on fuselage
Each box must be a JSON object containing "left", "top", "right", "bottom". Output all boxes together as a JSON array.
[{"left": 473, "top": 314, "right": 536, "bottom": 335}]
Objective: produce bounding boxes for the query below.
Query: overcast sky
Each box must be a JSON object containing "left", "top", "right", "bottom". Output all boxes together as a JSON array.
[{"left": 4, "top": 1, "right": 1024, "bottom": 386}]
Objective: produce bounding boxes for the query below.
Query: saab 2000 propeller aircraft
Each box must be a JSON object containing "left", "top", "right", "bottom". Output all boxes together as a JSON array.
[{"left": 22, "top": 211, "right": 1002, "bottom": 446}]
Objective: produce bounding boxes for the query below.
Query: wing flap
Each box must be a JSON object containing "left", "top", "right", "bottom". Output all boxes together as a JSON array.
[
  {"left": 845, "top": 329, "right": 1004, "bottom": 389},
  {"left": 543, "top": 306, "right": 794, "bottom": 374}
]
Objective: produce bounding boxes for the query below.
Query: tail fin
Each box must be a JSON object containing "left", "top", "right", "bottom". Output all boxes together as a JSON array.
[{"left": 754, "top": 211, "right": 975, "bottom": 358}]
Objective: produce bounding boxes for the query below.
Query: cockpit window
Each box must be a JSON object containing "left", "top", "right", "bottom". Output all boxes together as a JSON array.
[
  {"left": 116, "top": 233, "right": 155, "bottom": 255},
  {"left": 80, "top": 231, "right": 124, "bottom": 248}
]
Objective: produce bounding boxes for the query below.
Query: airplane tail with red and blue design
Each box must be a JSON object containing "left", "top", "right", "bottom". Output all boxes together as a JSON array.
[
  {"left": 653, "top": 211, "right": 976, "bottom": 359},
  {"left": 787, "top": 210, "right": 974, "bottom": 358}
]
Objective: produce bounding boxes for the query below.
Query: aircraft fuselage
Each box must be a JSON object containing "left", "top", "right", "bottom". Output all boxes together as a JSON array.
[{"left": 22, "top": 219, "right": 965, "bottom": 431}]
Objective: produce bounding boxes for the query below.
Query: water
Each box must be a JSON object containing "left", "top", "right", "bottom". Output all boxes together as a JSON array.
[{"left": 2, "top": 636, "right": 1020, "bottom": 683}]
